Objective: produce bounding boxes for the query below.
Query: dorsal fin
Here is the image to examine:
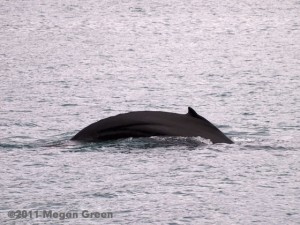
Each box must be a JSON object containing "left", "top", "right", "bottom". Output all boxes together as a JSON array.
[
  {"left": 187, "top": 107, "right": 212, "bottom": 124},
  {"left": 187, "top": 107, "right": 200, "bottom": 118}
]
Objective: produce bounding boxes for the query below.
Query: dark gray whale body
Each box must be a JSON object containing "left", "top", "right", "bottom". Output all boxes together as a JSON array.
[{"left": 71, "top": 107, "right": 233, "bottom": 144}]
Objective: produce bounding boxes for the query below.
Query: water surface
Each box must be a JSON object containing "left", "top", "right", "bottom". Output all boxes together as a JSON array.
[{"left": 1, "top": 0, "right": 299, "bottom": 224}]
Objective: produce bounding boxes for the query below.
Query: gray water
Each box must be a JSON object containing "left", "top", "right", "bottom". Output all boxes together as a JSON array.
[{"left": 1, "top": 0, "right": 299, "bottom": 224}]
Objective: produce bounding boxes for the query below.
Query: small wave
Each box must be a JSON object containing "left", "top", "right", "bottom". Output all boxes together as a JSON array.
[{"left": 64, "top": 136, "right": 210, "bottom": 152}]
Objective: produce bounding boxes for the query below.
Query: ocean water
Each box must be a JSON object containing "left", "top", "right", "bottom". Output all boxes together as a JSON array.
[{"left": 0, "top": 0, "right": 299, "bottom": 224}]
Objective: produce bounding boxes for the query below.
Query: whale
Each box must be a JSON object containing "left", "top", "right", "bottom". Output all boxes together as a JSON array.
[{"left": 71, "top": 107, "right": 233, "bottom": 144}]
